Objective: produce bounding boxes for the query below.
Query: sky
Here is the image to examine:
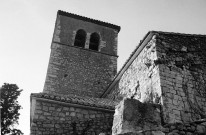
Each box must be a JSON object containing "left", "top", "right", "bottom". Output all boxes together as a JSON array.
[{"left": 0, "top": 0, "right": 206, "bottom": 134}]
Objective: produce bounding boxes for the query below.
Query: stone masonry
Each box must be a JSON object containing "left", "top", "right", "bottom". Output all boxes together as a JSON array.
[
  {"left": 31, "top": 10, "right": 206, "bottom": 135},
  {"left": 112, "top": 98, "right": 206, "bottom": 135},
  {"left": 31, "top": 10, "right": 121, "bottom": 135},
  {"left": 30, "top": 93, "right": 116, "bottom": 135},
  {"left": 43, "top": 10, "right": 120, "bottom": 98},
  {"left": 105, "top": 35, "right": 161, "bottom": 103},
  {"left": 46, "top": 42, "right": 117, "bottom": 97},
  {"left": 104, "top": 31, "right": 206, "bottom": 125},
  {"left": 112, "top": 98, "right": 162, "bottom": 135},
  {"left": 155, "top": 32, "right": 206, "bottom": 123}
]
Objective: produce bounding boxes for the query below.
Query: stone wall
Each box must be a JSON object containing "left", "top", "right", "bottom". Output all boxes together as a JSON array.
[
  {"left": 115, "top": 120, "right": 206, "bottom": 135},
  {"left": 113, "top": 119, "right": 206, "bottom": 135},
  {"left": 106, "top": 37, "right": 162, "bottom": 104},
  {"left": 155, "top": 33, "right": 206, "bottom": 123},
  {"left": 53, "top": 11, "right": 119, "bottom": 56},
  {"left": 30, "top": 99, "right": 114, "bottom": 135},
  {"left": 106, "top": 32, "right": 206, "bottom": 124},
  {"left": 112, "top": 98, "right": 162, "bottom": 135},
  {"left": 162, "top": 119, "right": 206, "bottom": 135},
  {"left": 43, "top": 11, "right": 119, "bottom": 97},
  {"left": 44, "top": 42, "right": 117, "bottom": 97},
  {"left": 112, "top": 98, "right": 206, "bottom": 135}
]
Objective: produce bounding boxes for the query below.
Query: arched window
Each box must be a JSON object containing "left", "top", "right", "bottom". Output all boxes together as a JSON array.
[
  {"left": 74, "top": 29, "right": 86, "bottom": 48},
  {"left": 89, "top": 33, "right": 100, "bottom": 51}
]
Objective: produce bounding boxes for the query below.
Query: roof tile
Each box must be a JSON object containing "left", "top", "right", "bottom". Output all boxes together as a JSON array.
[
  {"left": 58, "top": 10, "right": 121, "bottom": 32},
  {"left": 31, "top": 92, "right": 117, "bottom": 110}
]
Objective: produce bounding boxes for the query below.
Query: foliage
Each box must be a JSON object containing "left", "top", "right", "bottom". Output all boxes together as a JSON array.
[{"left": 0, "top": 83, "right": 23, "bottom": 135}]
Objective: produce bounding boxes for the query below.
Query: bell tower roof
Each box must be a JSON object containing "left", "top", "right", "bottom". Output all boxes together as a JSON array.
[{"left": 58, "top": 10, "right": 121, "bottom": 32}]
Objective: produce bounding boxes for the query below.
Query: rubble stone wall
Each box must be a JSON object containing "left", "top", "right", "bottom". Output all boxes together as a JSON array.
[
  {"left": 155, "top": 33, "right": 206, "bottom": 123},
  {"left": 106, "top": 33, "right": 206, "bottom": 124},
  {"left": 43, "top": 12, "right": 118, "bottom": 97},
  {"left": 44, "top": 42, "right": 117, "bottom": 97},
  {"left": 162, "top": 119, "right": 206, "bottom": 135},
  {"left": 106, "top": 37, "right": 162, "bottom": 104},
  {"left": 112, "top": 98, "right": 162, "bottom": 135},
  {"left": 112, "top": 98, "right": 206, "bottom": 135},
  {"left": 114, "top": 119, "right": 206, "bottom": 135},
  {"left": 30, "top": 99, "right": 114, "bottom": 135}
]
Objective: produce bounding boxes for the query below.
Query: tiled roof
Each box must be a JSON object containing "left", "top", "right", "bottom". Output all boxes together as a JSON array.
[
  {"left": 58, "top": 10, "right": 121, "bottom": 32},
  {"left": 151, "top": 31, "right": 206, "bottom": 37},
  {"left": 31, "top": 92, "right": 117, "bottom": 110}
]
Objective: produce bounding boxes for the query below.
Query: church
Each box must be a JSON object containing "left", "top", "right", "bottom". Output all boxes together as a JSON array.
[{"left": 30, "top": 10, "right": 206, "bottom": 135}]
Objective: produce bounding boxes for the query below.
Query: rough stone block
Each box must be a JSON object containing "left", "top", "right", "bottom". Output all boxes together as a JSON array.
[
  {"left": 90, "top": 114, "right": 95, "bottom": 118},
  {"left": 112, "top": 98, "right": 161, "bottom": 135},
  {"left": 49, "top": 107, "right": 55, "bottom": 111},
  {"left": 42, "top": 106, "right": 49, "bottom": 111},
  {"left": 196, "top": 124, "right": 206, "bottom": 134},
  {"left": 70, "top": 107, "right": 75, "bottom": 111},
  {"left": 70, "top": 112, "right": 76, "bottom": 117}
]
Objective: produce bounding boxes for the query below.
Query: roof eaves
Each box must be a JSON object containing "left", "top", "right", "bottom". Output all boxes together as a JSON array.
[
  {"left": 31, "top": 93, "right": 116, "bottom": 111},
  {"left": 58, "top": 10, "right": 121, "bottom": 32},
  {"left": 150, "top": 30, "right": 206, "bottom": 37}
]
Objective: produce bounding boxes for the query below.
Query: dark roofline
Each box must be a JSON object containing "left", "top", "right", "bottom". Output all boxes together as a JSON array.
[
  {"left": 100, "top": 30, "right": 206, "bottom": 98},
  {"left": 58, "top": 10, "right": 121, "bottom": 32},
  {"left": 151, "top": 30, "right": 206, "bottom": 37},
  {"left": 32, "top": 96, "right": 114, "bottom": 113},
  {"left": 31, "top": 93, "right": 116, "bottom": 111}
]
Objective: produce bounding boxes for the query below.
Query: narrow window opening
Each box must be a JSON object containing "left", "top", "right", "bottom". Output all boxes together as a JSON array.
[
  {"left": 74, "top": 29, "right": 86, "bottom": 48},
  {"left": 89, "top": 33, "right": 100, "bottom": 51}
]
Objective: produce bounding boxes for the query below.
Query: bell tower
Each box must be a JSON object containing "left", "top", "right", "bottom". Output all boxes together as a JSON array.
[{"left": 43, "top": 10, "right": 120, "bottom": 97}]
